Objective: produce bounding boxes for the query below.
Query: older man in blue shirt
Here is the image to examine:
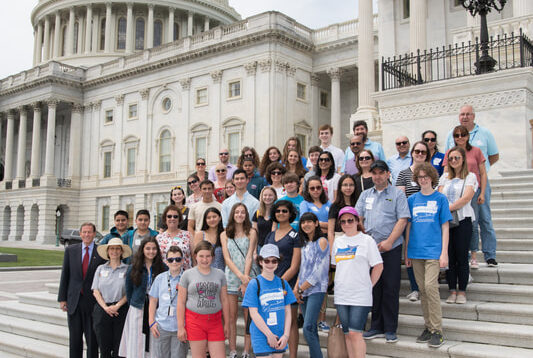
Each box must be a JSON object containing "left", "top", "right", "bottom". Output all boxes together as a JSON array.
[
  {"left": 387, "top": 136, "right": 411, "bottom": 185},
  {"left": 356, "top": 160, "right": 410, "bottom": 343},
  {"left": 341, "top": 120, "right": 386, "bottom": 173}
]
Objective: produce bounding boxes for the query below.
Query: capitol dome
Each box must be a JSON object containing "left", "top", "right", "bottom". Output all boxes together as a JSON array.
[{"left": 30, "top": 0, "right": 241, "bottom": 67}]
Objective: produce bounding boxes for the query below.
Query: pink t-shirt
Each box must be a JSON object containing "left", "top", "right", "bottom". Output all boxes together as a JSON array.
[{"left": 443, "top": 146, "right": 485, "bottom": 185}]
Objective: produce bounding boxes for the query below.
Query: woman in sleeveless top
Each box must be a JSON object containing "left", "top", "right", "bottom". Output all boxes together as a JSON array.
[{"left": 192, "top": 207, "right": 225, "bottom": 271}]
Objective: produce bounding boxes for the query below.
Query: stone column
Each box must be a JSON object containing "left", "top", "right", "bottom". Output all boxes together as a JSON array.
[
  {"left": 85, "top": 5, "right": 92, "bottom": 54},
  {"left": 92, "top": 9, "right": 99, "bottom": 52},
  {"left": 104, "top": 2, "right": 112, "bottom": 53},
  {"left": 30, "top": 103, "right": 42, "bottom": 180},
  {"left": 168, "top": 7, "right": 175, "bottom": 43},
  {"left": 68, "top": 104, "right": 83, "bottom": 181},
  {"left": 514, "top": 0, "right": 533, "bottom": 17},
  {"left": 44, "top": 100, "right": 58, "bottom": 178},
  {"left": 53, "top": 12, "right": 62, "bottom": 58},
  {"left": 310, "top": 74, "right": 320, "bottom": 145},
  {"left": 327, "top": 68, "right": 341, "bottom": 146},
  {"left": 77, "top": 16, "right": 84, "bottom": 54},
  {"left": 43, "top": 17, "right": 51, "bottom": 61},
  {"left": 147, "top": 4, "right": 154, "bottom": 48},
  {"left": 409, "top": 0, "right": 427, "bottom": 53},
  {"left": 210, "top": 70, "right": 223, "bottom": 162},
  {"left": 66, "top": 7, "right": 75, "bottom": 56},
  {"left": 34, "top": 23, "right": 43, "bottom": 65},
  {"left": 204, "top": 16, "right": 210, "bottom": 32},
  {"left": 16, "top": 107, "right": 28, "bottom": 182},
  {"left": 351, "top": 0, "right": 379, "bottom": 131},
  {"left": 126, "top": 2, "right": 134, "bottom": 53},
  {"left": 187, "top": 11, "right": 193, "bottom": 36},
  {"left": 4, "top": 111, "right": 15, "bottom": 182},
  {"left": 21, "top": 204, "right": 33, "bottom": 241}
]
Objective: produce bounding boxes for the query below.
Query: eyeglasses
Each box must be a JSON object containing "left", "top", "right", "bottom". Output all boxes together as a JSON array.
[
  {"left": 423, "top": 137, "right": 437, "bottom": 143},
  {"left": 166, "top": 215, "right": 179, "bottom": 219},
  {"left": 359, "top": 156, "right": 372, "bottom": 161},
  {"left": 275, "top": 209, "right": 289, "bottom": 214},
  {"left": 341, "top": 183, "right": 355, "bottom": 187},
  {"left": 413, "top": 149, "right": 427, "bottom": 155},
  {"left": 196, "top": 162, "right": 205, "bottom": 166},
  {"left": 319, "top": 157, "right": 331, "bottom": 162},
  {"left": 216, "top": 169, "right": 226, "bottom": 173},
  {"left": 417, "top": 175, "right": 430, "bottom": 180},
  {"left": 219, "top": 152, "right": 229, "bottom": 155},
  {"left": 396, "top": 141, "right": 409, "bottom": 146},
  {"left": 271, "top": 171, "right": 282, "bottom": 176},
  {"left": 449, "top": 156, "right": 462, "bottom": 162},
  {"left": 340, "top": 218, "right": 355, "bottom": 225},
  {"left": 262, "top": 258, "right": 279, "bottom": 264},
  {"left": 309, "top": 186, "right": 322, "bottom": 191},
  {"left": 187, "top": 179, "right": 198, "bottom": 185},
  {"left": 350, "top": 142, "right": 362, "bottom": 146},
  {"left": 167, "top": 257, "right": 183, "bottom": 263},
  {"left": 454, "top": 133, "right": 468, "bottom": 138}
]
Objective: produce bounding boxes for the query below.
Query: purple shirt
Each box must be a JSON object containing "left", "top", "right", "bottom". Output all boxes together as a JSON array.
[
  {"left": 343, "top": 157, "right": 359, "bottom": 176},
  {"left": 208, "top": 163, "right": 237, "bottom": 182}
]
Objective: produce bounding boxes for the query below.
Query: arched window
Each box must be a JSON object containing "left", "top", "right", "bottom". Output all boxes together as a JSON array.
[
  {"left": 117, "top": 17, "right": 126, "bottom": 50},
  {"left": 73, "top": 22, "right": 79, "bottom": 53},
  {"left": 100, "top": 18, "right": 106, "bottom": 51},
  {"left": 135, "top": 18, "right": 145, "bottom": 50},
  {"left": 174, "top": 22, "right": 180, "bottom": 41},
  {"left": 159, "top": 130, "right": 171, "bottom": 172},
  {"left": 154, "top": 20, "right": 163, "bottom": 47},
  {"left": 61, "top": 26, "right": 67, "bottom": 56}
]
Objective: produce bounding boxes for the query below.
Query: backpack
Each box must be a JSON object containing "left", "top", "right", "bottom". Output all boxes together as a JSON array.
[{"left": 245, "top": 276, "right": 287, "bottom": 334}]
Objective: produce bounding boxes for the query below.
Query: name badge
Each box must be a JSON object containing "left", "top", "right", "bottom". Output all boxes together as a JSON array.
[
  {"left": 411, "top": 181, "right": 418, "bottom": 187},
  {"left": 365, "top": 197, "right": 375, "bottom": 210},
  {"left": 168, "top": 306, "right": 176, "bottom": 316},
  {"left": 135, "top": 239, "right": 141, "bottom": 246},
  {"left": 433, "top": 158, "right": 442, "bottom": 165},
  {"left": 267, "top": 311, "right": 277, "bottom": 326},
  {"left": 119, "top": 272, "right": 125, "bottom": 278},
  {"left": 100, "top": 271, "right": 109, "bottom": 278}
]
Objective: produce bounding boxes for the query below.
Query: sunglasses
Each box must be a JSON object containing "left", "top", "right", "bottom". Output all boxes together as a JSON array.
[
  {"left": 350, "top": 142, "right": 362, "bottom": 146},
  {"left": 309, "top": 186, "right": 322, "bottom": 191},
  {"left": 275, "top": 209, "right": 289, "bottom": 214},
  {"left": 454, "top": 133, "right": 468, "bottom": 138},
  {"left": 423, "top": 137, "right": 437, "bottom": 143},
  {"left": 216, "top": 169, "right": 226, "bottom": 173},
  {"left": 449, "top": 156, "right": 462, "bottom": 162},
  {"left": 263, "top": 258, "right": 279, "bottom": 264},
  {"left": 219, "top": 152, "right": 229, "bottom": 155},
  {"left": 413, "top": 149, "right": 427, "bottom": 155},
  {"left": 167, "top": 257, "right": 183, "bottom": 263},
  {"left": 187, "top": 179, "right": 198, "bottom": 185},
  {"left": 340, "top": 218, "right": 355, "bottom": 225},
  {"left": 319, "top": 157, "right": 331, "bottom": 162},
  {"left": 359, "top": 156, "right": 372, "bottom": 161},
  {"left": 271, "top": 171, "right": 282, "bottom": 176},
  {"left": 244, "top": 154, "right": 254, "bottom": 158},
  {"left": 196, "top": 162, "right": 205, "bottom": 166},
  {"left": 172, "top": 186, "right": 182, "bottom": 190},
  {"left": 167, "top": 215, "right": 180, "bottom": 219},
  {"left": 396, "top": 141, "right": 409, "bottom": 146}
]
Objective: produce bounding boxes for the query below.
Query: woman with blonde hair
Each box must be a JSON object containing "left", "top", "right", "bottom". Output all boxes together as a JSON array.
[{"left": 253, "top": 186, "right": 278, "bottom": 253}]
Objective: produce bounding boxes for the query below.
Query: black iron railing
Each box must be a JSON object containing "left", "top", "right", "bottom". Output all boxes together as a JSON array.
[{"left": 382, "top": 30, "right": 533, "bottom": 90}]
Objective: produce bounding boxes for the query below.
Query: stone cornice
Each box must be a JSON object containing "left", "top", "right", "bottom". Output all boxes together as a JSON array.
[{"left": 0, "top": 75, "right": 83, "bottom": 97}]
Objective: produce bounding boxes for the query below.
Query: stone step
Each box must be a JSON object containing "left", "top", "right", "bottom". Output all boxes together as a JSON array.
[
  {"left": 46, "top": 282, "right": 59, "bottom": 295},
  {"left": 497, "top": 169, "right": 533, "bottom": 178},
  {"left": 492, "top": 208, "right": 533, "bottom": 218},
  {"left": 17, "top": 291, "right": 59, "bottom": 309},
  {"left": 0, "top": 350, "right": 26, "bottom": 358},
  {"left": 498, "top": 239, "right": 533, "bottom": 251},
  {"left": 495, "top": 228, "right": 533, "bottom": 239},
  {"left": 491, "top": 190, "right": 533, "bottom": 200},
  {"left": 475, "top": 250, "right": 533, "bottom": 264},
  {"left": 490, "top": 182, "right": 533, "bottom": 191},
  {"left": 0, "top": 331, "right": 69, "bottom": 358},
  {"left": 0, "top": 300, "right": 67, "bottom": 326},
  {"left": 492, "top": 217, "right": 533, "bottom": 229},
  {"left": 0, "top": 313, "right": 69, "bottom": 346},
  {"left": 491, "top": 198, "right": 533, "bottom": 209}
]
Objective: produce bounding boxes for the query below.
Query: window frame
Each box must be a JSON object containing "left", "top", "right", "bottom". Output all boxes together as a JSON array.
[
  {"left": 135, "top": 17, "right": 146, "bottom": 50},
  {"left": 128, "top": 103, "right": 138, "bottom": 120},
  {"left": 296, "top": 82, "right": 307, "bottom": 102},
  {"left": 158, "top": 129, "right": 173, "bottom": 173},
  {"left": 195, "top": 87, "right": 208, "bottom": 107},
  {"left": 117, "top": 17, "right": 127, "bottom": 50},
  {"left": 320, "top": 90, "right": 329, "bottom": 108},
  {"left": 104, "top": 109, "right": 114, "bottom": 124},
  {"left": 103, "top": 151, "right": 112, "bottom": 178},
  {"left": 227, "top": 79, "right": 242, "bottom": 100}
]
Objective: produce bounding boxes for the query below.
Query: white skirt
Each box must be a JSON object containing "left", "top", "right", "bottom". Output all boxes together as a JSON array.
[{"left": 118, "top": 305, "right": 153, "bottom": 358}]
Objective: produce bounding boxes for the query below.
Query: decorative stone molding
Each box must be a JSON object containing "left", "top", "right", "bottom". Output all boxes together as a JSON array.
[
  {"left": 18, "top": 105, "right": 27, "bottom": 115},
  {"left": 258, "top": 58, "right": 272, "bottom": 73},
  {"left": 210, "top": 70, "right": 223, "bottom": 83},
  {"left": 115, "top": 94, "right": 125, "bottom": 105},
  {"left": 72, "top": 104, "right": 84, "bottom": 113},
  {"left": 31, "top": 102, "right": 42, "bottom": 112},
  {"left": 47, "top": 99, "right": 59, "bottom": 108},
  {"left": 275, "top": 60, "right": 287, "bottom": 73},
  {"left": 286, "top": 64, "right": 297, "bottom": 77},
  {"left": 140, "top": 88, "right": 150, "bottom": 100},
  {"left": 327, "top": 68, "right": 341, "bottom": 81},
  {"left": 380, "top": 89, "right": 531, "bottom": 123},
  {"left": 311, "top": 73, "right": 321, "bottom": 86},
  {"left": 92, "top": 100, "right": 102, "bottom": 110},
  {"left": 244, "top": 62, "right": 257, "bottom": 76},
  {"left": 179, "top": 78, "right": 191, "bottom": 90}
]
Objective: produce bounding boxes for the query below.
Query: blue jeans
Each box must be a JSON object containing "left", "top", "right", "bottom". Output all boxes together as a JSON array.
[
  {"left": 301, "top": 292, "right": 325, "bottom": 358},
  {"left": 407, "top": 266, "right": 419, "bottom": 292},
  {"left": 336, "top": 304, "right": 371, "bottom": 333},
  {"left": 470, "top": 181, "right": 497, "bottom": 260}
]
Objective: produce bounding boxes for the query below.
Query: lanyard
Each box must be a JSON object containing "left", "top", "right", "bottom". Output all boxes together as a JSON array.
[{"left": 167, "top": 271, "right": 179, "bottom": 315}]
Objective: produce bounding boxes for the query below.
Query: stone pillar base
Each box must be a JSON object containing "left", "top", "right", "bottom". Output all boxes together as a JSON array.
[
  {"left": 40, "top": 175, "right": 57, "bottom": 188},
  {"left": 350, "top": 107, "right": 380, "bottom": 131}
]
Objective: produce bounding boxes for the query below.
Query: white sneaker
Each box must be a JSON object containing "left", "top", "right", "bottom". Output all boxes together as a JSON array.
[{"left": 406, "top": 291, "right": 419, "bottom": 302}]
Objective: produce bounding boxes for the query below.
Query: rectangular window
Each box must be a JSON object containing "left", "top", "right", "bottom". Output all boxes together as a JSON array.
[
  {"left": 126, "top": 203, "right": 134, "bottom": 228},
  {"left": 103, "top": 151, "right": 112, "bottom": 178},
  {"left": 228, "top": 80, "right": 241, "bottom": 99},
  {"left": 228, "top": 132, "right": 240, "bottom": 165},
  {"left": 196, "top": 88, "right": 208, "bottom": 105},
  {"left": 127, "top": 147, "right": 136, "bottom": 176},
  {"left": 320, "top": 91, "right": 328, "bottom": 108},
  {"left": 195, "top": 137, "right": 207, "bottom": 161},
  {"left": 297, "top": 83, "right": 307, "bottom": 101},
  {"left": 102, "top": 205, "right": 110, "bottom": 231},
  {"left": 403, "top": 0, "right": 410, "bottom": 19},
  {"left": 156, "top": 202, "right": 167, "bottom": 229},
  {"left": 128, "top": 104, "right": 138, "bottom": 119},
  {"left": 105, "top": 110, "right": 113, "bottom": 124},
  {"left": 296, "top": 134, "right": 307, "bottom": 156}
]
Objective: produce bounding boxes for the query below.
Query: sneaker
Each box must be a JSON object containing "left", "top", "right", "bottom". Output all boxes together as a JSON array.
[
  {"left": 318, "top": 321, "right": 330, "bottom": 332},
  {"left": 416, "top": 328, "right": 432, "bottom": 343},
  {"left": 385, "top": 332, "right": 398, "bottom": 343},
  {"left": 446, "top": 293, "right": 456, "bottom": 304},
  {"left": 229, "top": 351, "right": 237, "bottom": 358},
  {"left": 487, "top": 259, "right": 498, "bottom": 267},
  {"left": 470, "top": 257, "right": 479, "bottom": 269},
  {"left": 241, "top": 354, "right": 250, "bottom": 358},
  {"left": 406, "top": 290, "right": 419, "bottom": 302},
  {"left": 363, "top": 330, "right": 385, "bottom": 340},
  {"left": 456, "top": 293, "right": 467, "bottom": 304},
  {"left": 428, "top": 331, "right": 445, "bottom": 348}
]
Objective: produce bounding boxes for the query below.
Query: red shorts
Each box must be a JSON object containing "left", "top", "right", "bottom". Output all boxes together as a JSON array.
[{"left": 185, "top": 309, "right": 225, "bottom": 341}]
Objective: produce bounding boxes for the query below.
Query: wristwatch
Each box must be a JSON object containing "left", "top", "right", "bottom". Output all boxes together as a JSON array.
[{"left": 297, "top": 288, "right": 303, "bottom": 295}]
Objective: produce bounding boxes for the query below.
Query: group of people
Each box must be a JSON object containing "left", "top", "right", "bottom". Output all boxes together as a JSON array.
[{"left": 57, "top": 103, "right": 500, "bottom": 358}]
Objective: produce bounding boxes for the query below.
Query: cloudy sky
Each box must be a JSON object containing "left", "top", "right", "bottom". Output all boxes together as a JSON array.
[{"left": 0, "top": 1, "right": 369, "bottom": 79}]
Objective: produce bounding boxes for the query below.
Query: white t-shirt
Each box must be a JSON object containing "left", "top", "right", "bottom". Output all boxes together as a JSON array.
[
  {"left": 438, "top": 172, "right": 478, "bottom": 221},
  {"left": 331, "top": 232, "right": 383, "bottom": 306},
  {"left": 322, "top": 173, "right": 341, "bottom": 203},
  {"left": 320, "top": 144, "right": 344, "bottom": 172}
]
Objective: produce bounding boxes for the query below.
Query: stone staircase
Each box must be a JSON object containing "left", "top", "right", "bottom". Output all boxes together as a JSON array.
[{"left": 0, "top": 169, "right": 532, "bottom": 357}]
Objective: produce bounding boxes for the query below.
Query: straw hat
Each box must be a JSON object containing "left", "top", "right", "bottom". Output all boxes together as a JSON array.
[{"left": 97, "top": 238, "right": 132, "bottom": 260}]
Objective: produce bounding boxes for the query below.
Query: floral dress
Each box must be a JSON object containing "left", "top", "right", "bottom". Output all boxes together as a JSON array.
[{"left": 156, "top": 230, "right": 192, "bottom": 270}]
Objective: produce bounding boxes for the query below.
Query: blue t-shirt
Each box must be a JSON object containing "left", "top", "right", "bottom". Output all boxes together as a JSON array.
[
  {"left": 278, "top": 195, "right": 304, "bottom": 230},
  {"left": 430, "top": 152, "right": 445, "bottom": 177},
  {"left": 264, "top": 229, "right": 302, "bottom": 288},
  {"left": 299, "top": 200, "right": 331, "bottom": 223},
  {"left": 242, "top": 275, "right": 297, "bottom": 354},
  {"left": 407, "top": 191, "right": 452, "bottom": 260},
  {"left": 149, "top": 270, "right": 182, "bottom": 332}
]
